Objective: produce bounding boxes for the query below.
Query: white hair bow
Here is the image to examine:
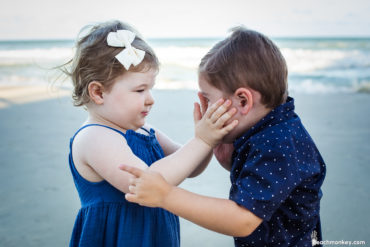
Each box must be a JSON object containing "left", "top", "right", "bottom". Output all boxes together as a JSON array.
[{"left": 107, "top": 30, "right": 145, "bottom": 70}]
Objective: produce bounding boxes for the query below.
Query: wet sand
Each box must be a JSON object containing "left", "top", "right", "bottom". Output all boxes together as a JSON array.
[{"left": 0, "top": 86, "right": 369, "bottom": 246}]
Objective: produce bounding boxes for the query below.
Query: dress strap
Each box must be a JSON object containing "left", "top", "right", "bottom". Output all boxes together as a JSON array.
[
  {"left": 140, "top": 127, "right": 151, "bottom": 135},
  {"left": 69, "top": 124, "right": 126, "bottom": 149}
]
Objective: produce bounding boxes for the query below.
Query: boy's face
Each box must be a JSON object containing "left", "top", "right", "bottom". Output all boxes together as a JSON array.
[{"left": 198, "top": 76, "right": 248, "bottom": 143}]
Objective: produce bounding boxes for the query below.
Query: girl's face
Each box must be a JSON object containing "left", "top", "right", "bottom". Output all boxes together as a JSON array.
[{"left": 100, "top": 69, "right": 156, "bottom": 131}]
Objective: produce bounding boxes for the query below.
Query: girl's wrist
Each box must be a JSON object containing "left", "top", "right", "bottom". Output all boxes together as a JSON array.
[{"left": 194, "top": 135, "right": 215, "bottom": 149}]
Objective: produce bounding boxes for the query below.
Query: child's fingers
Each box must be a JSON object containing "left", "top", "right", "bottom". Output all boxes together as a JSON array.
[
  {"left": 197, "top": 92, "right": 208, "bottom": 115},
  {"left": 214, "top": 107, "right": 237, "bottom": 128},
  {"left": 193, "top": 102, "right": 202, "bottom": 123},
  {"left": 119, "top": 164, "right": 143, "bottom": 178},
  {"left": 204, "top": 98, "right": 224, "bottom": 118},
  {"left": 209, "top": 99, "right": 232, "bottom": 123},
  {"left": 128, "top": 185, "right": 136, "bottom": 194},
  {"left": 222, "top": 120, "right": 239, "bottom": 133},
  {"left": 125, "top": 193, "right": 138, "bottom": 203}
]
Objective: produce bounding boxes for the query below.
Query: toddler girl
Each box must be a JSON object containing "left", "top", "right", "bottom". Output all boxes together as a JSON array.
[{"left": 63, "top": 20, "right": 238, "bottom": 247}]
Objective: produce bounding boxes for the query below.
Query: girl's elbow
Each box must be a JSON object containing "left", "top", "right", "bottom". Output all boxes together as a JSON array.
[
  {"left": 188, "top": 169, "right": 203, "bottom": 178},
  {"left": 233, "top": 216, "right": 263, "bottom": 237},
  {"left": 233, "top": 226, "right": 255, "bottom": 237}
]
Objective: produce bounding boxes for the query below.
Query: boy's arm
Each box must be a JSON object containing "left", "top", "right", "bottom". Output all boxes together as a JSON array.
[
  {"left": 164, "top": 187, "right": 262, "bottom": 237},
  {"left": 121, "top": 165, "right": 262, "bottom": 236}
]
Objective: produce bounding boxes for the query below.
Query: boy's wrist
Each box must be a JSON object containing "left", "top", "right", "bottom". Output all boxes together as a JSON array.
[{"left": 161, "top": 184, "right": 176, "bottom": 209}]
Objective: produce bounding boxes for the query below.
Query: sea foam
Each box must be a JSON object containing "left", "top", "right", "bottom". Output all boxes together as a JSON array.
[{"left": 1, "top": 38, "right": 369, "bottom": 94}]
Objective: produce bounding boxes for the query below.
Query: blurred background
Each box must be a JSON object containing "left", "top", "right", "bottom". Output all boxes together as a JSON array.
[{"left": 0, "top": 0, "right": 369, "bottom": 246}]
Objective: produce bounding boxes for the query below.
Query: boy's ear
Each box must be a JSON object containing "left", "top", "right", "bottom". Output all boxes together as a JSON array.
[
  {"left": 88, "top": 81, "right": 105, "bottom": 105},
  {"left": 234, "top": 88, "right": 253, "bottom": 115}
]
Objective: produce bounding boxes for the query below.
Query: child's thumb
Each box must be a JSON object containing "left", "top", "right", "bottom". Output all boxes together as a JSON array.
[
  {"left": 125, "top": 193, "right": 137, "bottom": 203},
  {"left": 193, "top": 102, "right": 202, "bottom": 123}
]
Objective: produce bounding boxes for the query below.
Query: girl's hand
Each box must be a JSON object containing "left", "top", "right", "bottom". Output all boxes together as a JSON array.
[
  {"left": 119, "top": 165, "right": 172, "bottom": 208},
  {"left": 213, "top": 143, "right": 235, "bottom": 171},
  {"left": 193, "top": 98, "right": 238, "bottom": 148},
  {"left": 197, "top": 92, "right": 209, "bottom": 115}
]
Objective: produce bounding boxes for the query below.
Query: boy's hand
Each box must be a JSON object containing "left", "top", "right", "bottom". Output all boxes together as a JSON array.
[
  {"left": 213, "top": 143, "right": 235, "bottom": 171},
  {"left": 193, "top": 98, "right": 238, "bottom": 148},
  {"left": 119, "top": 165, "right": 172, "bottom": 208}
]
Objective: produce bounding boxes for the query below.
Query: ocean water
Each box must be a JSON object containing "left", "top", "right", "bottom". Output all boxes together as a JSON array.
[{"left": 0, "top": 37, "right": 370, "bottom": 94}]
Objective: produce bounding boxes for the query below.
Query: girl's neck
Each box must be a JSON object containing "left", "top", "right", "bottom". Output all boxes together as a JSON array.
[{"left": 84, "top": 111, "right": 130, "bottom": 133}]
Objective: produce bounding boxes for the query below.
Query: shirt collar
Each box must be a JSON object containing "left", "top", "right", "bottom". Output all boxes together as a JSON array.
[{"left": 234, "top": 96, "right": 296, "bottom": 149}]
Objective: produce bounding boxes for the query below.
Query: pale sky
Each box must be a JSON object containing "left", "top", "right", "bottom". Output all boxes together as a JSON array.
[{"left": 1, "top": 0, "right": 370, "bottom": 40}]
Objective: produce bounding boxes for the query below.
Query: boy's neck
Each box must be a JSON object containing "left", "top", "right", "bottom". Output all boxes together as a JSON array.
[
  {"left": 244, "top": 106, "right": 272, "bottom": 132},
  {"left": 224, "top": 103, "right": 272, "bottom": 144},
  {"left": 252, "top": 105, "right": 272, "bottom": 126}
]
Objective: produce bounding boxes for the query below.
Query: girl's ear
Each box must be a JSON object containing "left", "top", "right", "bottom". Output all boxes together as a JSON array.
[
  {"left": 88, "top": 81, "right": 105, "bottom": 105},
  {"left": 234, "top": 88, "right": 253, "bottom": 115}
]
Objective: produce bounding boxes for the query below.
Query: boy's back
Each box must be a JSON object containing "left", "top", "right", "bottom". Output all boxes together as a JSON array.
[{"left": 230, "top": 97, "right": 326, "bottom": 246}]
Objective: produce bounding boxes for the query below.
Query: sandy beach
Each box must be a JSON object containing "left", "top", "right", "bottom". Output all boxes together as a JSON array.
[{"left": 0, "top": 85, "right": 369, "bottom": 246}]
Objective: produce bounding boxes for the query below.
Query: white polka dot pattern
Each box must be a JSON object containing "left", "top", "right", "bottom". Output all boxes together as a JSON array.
[{"left": 230, "top": 97, "right": 326, "bottom": 247}]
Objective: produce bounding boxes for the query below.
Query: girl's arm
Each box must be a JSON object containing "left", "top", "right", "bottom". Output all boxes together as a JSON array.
[
  {"left": 120, "top": 165, "right": 263, "bottom": 237},
  {"left": 148, "top": 125, "right": 213, "bottom": 178},
  {"left": 145, "top": 124, "right": 181, "bottom": 156},
  {"left": 197, "top": 93, "right": 234, "bottom": 172},
  {"left": 75, "top": 99, "right": 237, "bottom": 194},
  {"left": 147, "top": 99, "right": 237, "bottom": 184}
]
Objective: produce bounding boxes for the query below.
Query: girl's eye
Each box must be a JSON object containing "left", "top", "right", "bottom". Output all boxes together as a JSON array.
[{"left": 136, "top": 89, "right": 145, "bottom": 93}]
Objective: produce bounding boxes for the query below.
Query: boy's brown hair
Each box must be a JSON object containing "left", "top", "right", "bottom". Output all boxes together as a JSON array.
[
  {"left": 199, "top": 27, "right": 288, "bottom": 108},
  {"left": 60, "top": 20, "right": 159, "bottom": 106}
]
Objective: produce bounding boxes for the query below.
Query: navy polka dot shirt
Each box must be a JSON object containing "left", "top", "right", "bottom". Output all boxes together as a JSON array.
[{"left": 230, "top": 97, "right": 326, "bottom": 247}]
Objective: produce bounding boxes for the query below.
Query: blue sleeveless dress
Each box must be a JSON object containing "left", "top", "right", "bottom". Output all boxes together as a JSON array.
[{"left": 68, "top": 124, "right": 180, "bottom": 247}]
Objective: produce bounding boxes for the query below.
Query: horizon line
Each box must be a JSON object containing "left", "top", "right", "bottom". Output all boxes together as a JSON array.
[{"left": 1, "top": 35, "right": 370, "bottom": 42}]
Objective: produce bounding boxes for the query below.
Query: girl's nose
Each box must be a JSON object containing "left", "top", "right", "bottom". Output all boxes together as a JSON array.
[{"left": 146, "top": 91, "right": 155, "bottom": 106}]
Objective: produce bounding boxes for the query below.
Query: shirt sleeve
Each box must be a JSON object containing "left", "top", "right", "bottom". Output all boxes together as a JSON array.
[{"left": 229, "top": 139, "right": 301, "bottom": 221}]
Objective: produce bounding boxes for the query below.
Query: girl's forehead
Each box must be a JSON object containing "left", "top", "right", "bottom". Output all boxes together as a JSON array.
[{"left": 117, "top": 70, "right": 157, "bottom": 86}]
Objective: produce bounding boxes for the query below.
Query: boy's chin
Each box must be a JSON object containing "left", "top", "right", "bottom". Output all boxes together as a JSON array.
[
  {"left": 221, "top": 133, "right": 237, "bottom": 144},
  {"left": 221, "top": 127, "right": 246, "bottom": 143}
]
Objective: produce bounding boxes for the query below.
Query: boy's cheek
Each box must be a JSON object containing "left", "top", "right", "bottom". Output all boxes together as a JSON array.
[
  {"left": 223, "top": 112, "right": 244, "bottom": 141},
  {"left": 229, "top": 101, "right": 240, "bottom": 120},
  {"left": 225, "top": 112, "right": 237, "bottom": 124},
  {"left": 224, "top": 110, "right": 241, "bottom": 128}
]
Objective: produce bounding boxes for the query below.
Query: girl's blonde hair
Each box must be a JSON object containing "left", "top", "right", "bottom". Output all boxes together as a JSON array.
[{"left": 61, "top": 20, "right": 159, "bottom": 106}]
